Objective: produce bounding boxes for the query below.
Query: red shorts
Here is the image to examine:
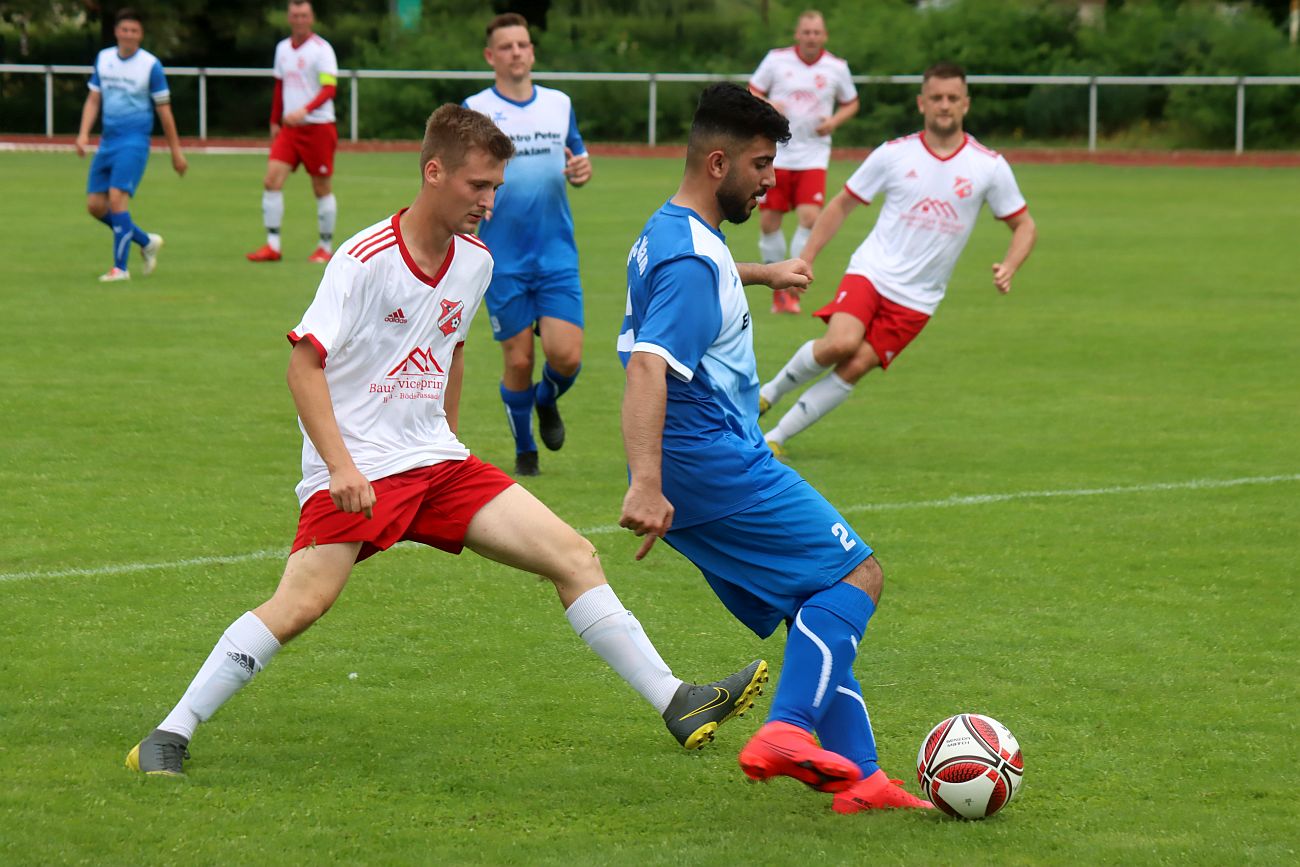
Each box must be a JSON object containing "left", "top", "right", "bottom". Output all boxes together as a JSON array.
[
  {"left": 759, "top": 168, "right": 828, "bottom": 212},
  {"left": 270, "top": 122, "right": 338, "bottom": 177},
  {"left": 813, "top": 275, "right": 930, "bottom": 369},
  {"left": 291, "top": 456, "right": 515, "bottom": 562}
]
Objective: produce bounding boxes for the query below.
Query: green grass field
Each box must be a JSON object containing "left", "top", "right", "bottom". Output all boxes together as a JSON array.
[{"left": 1, "top": 149, "right": 1297, "bottom": 865}]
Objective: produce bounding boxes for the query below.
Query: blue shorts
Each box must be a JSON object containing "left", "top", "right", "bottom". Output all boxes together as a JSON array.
[
  {"left": 664, "top": 480, "right": 873, "bottom": 639},
  {"left": 485, "top": 269, "right": 584, "bottom": 341},
  {"left": 87, "top": 137, "right": 151, "bottom": 196}
]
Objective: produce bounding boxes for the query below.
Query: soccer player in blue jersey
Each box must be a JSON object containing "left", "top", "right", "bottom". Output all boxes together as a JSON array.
[
  {"left": 464, "top": 13, "right": 592, "bottom": 477},
  {"left": 75, "top": 8, "right": 187, "bottom": 282},
  {"left": 617, "top": 83, "right": 934, "bottom": 814}
]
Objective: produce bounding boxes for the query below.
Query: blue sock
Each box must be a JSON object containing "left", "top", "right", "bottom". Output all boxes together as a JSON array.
[
  {"left": 814, "top": 671, "right": 881, "bottom": 778},
  {"left": 108, "top": 211, "right": 133, "bottom": 270},
  {"left": 767, "top": 580, "right": 876, "bottom": 734},
  {"left": 130, "top": 218, "right": 149, "bottom": 247},
  {"left": 500, "top": 382, "right": 537, "bottom": 454},
  {"left": 535, "top": 362, "right": 580, "bottom": 408}
]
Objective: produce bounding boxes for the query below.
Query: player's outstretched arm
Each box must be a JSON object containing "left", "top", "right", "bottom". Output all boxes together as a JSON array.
[
  {"left": 992, "top": 211, "right": 1037, "bottom": 294},
  {"left": 619, "top": 351, "right": 674, "bottom": 560},
  {"left": 800, "top": 188, "right": 858, "bottom": 270},
  {"left": 287, "top": 340, "right": 375, "bottom": 517},
  {"left": 737, "top": 260, "right": 812, "bottom": 296},
  {"left": 155, "top": 103, "right": 188, "bottom": 176},
  {"left": 75, "top": 91, "right": 101, "bottom": 158}
]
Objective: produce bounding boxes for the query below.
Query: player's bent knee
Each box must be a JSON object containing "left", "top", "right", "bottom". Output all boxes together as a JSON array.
[{"left": 842, "top": 555, "right": 883, "bottom": 605}]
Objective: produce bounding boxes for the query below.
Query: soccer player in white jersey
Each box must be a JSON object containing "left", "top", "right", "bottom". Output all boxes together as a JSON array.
[
  {"left": 74, "top": 8, "right": 187, "bottom": 282},
  {"left": 247, "top": 0, "right": 340, "bottom": 264},
  {"left": 618, "top": 83, "right": 932, "bottom": 814},
  {"left": 760, "top": 62, "right": 1038, "bottom": 453},
  {"left": 463, "top": 13, "right": 593, "bottom": 478},
  {"left": 125, "top": 105, "right": 767, "bottom": 778},
  {"left": 748, "top": 10, "right": 858, "bottom": 314}
]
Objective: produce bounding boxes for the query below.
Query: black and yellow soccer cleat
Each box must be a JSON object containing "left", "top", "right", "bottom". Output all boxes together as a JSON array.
[
  {"left": 663, "top": 659, "right": 769, "bottom": 750},
  {"left": 125, "top": 728, "right": 191, "bottom": 777}
]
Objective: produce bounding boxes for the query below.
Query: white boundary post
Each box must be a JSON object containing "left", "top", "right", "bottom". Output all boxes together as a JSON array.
[
  {"left": 1088, "top": 77, "right": 1098, "bottom": 152},
  {"left": 648, "top": 73, "right": 657, "bottom": 146},
  {"left": 45, "top": 66, "right": 54, "bottom": 137},
  {"left": 199, "top": 69, "right": 208, "bottom": 140}
]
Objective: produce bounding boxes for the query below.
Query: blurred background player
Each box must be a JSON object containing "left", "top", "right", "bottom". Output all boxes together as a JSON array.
[
  {"left": 748, "top": 9, "right": 857, "bottom": 314},
  {"left": 126, "top": 105, "right": 765, "bottom": 778},
  {"left": 75, "top": 7, "right": 187, "bottom": 282},
  {"left": 760, "top": 62, "right": 1037, "bottom": 455},
  {"left": 617, "top": 83, "right": 931, "bottom": 814},
  {"left": 247, "top": 0, "right": 340, "bottom": 264},
  {"left": 464, "top": 13, "right": 592, "bottom": 477}
]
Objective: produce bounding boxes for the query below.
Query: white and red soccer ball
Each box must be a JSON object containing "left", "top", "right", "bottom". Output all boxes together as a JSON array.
[{"left": 916, "top": 713, "right": 1024, "bottom": 819}]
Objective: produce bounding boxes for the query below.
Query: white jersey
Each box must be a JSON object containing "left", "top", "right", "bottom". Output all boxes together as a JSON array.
[
  {"left": 274, "top": 33, "right": 338, "bottom": 124},
  {"left": 843, "top": 132, "right": 1028, "bottom": 315},
  {"left": 749, "top": 47, "right": 856, "bottom": 170},
  {"left": 287, "top": 212, "right": 492, "bottom": 504}
]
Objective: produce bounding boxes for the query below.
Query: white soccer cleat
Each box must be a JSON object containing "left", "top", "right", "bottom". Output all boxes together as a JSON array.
[
  {"left": 98, "top": 267, "right": 130, "bottom": 282},
  {"left": 141, "top": 233, "right": 164, "bottom": 276}
]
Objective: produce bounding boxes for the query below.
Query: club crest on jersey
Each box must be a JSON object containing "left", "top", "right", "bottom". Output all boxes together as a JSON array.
[
  {"left": 437, "top": 298, "right": 464, "bottom": 336},
  {"left": 953, "top": 176, "right": 973, "bottom": 199}
]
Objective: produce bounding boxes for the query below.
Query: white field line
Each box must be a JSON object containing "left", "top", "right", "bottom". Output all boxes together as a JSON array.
[{"left": 2, "top": 473, "right": 1296, "bottom": 585}]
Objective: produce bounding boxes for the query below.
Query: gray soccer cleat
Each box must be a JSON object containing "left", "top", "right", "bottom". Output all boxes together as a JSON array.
[
  {"left": 125, "top": 728, "right": 190, "bottom": 777},
  {"left": 663, "top": 659, "right": 769, "bottom": 750}
]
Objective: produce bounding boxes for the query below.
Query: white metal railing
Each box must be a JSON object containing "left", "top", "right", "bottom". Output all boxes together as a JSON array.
[{"left": 3, "top": 64, "right": 1299, "bottom": 153}]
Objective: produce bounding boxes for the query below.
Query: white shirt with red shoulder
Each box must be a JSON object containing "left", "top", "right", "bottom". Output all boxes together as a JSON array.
[
  {"left": 287, "top": 211, "right": 492, "bottom": 505},
  {"left": 274, "top": 33, "right": 338, "bottom": 124},
  {"left": 842, "top": 132, "right": 1028, "bottom": 315},
  {"left": 749, "top": 47, "right": 857, "bottom": 170}
]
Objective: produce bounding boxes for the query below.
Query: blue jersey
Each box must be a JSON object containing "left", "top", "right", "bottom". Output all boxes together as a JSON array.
[
  {"left": 463, "top": 85, "right": 585, "bottom": 275},
  {"left": 89, "top": 46, "right": 169, "bottom": 142},
  {"left": 619, "top": 201, "right": 802, "bottom": 529}
]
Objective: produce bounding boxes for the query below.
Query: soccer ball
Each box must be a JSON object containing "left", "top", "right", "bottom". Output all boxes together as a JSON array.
[{"left": 916, "top": 713, "right": 1024, "bottom": 819}]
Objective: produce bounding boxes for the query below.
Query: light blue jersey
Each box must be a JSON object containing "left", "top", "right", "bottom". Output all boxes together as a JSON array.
[
  {"left": 463, "top": 85, "right": 585, "bottom": 275},
  {"left": 89, "top": 46, "right": 169, "bottom": 142},
  {"left": 619, "top": 201, "right": 802, "bottom": 529}
]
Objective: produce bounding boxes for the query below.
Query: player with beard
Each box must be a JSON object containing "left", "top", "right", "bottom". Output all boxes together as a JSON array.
[
  {"left": 759, "top": 62, "right": 1037, "bottom": 454},
  {"left": 617, "top": 83, "right": 933, "bottom": 813}
]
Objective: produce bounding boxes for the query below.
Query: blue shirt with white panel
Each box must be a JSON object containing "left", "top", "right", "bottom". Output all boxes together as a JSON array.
[
  {"left": 89, "top": 46, "right": 169, "bottom": 142},
  {"left": 463, "top": 85, "right": 585, "bottom": 275},
  {"left": 619, "top": 201, "right": 802, "bottom": 529}
]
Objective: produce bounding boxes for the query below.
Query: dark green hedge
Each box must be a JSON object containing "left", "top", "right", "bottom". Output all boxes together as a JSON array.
[{"left": 4, "top": 0, "right": 1298, "bottom": 147}]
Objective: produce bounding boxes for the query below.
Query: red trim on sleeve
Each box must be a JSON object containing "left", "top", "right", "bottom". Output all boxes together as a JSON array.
[
  {"left": 287, "top": 330, "right": 328, "bottom": 367},
  {"left": 270, "top": 79, "right": 283, "bottom": 125},
  {"left": 303, "top": 83, "right": 336, "bottom": 114},
  {"left": 997, "top": 204, "right": 1029, "bottom": 222},
  {"left": 748, "top": 84, "right": 768, "bottom": 97},
  {"left": 844, "top": 184, "right": 871, "bottom": 206}
]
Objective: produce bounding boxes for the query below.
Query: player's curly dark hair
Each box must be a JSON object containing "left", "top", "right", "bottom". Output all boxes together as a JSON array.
[
  {"left": 686, "top": 83, "right": 791, "bottom": 164},
  {"left": 419, "top": 104, "right": 515, "bottom": 174}
]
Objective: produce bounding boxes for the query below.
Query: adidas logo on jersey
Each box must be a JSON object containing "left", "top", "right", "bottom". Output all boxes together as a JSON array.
[{"left": 384, "top": 308, "right": 408, "bottom": 324}]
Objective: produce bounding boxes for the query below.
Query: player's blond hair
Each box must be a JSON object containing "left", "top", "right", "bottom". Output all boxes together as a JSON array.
[{"left": 419, "top": 104, "right": 515, "bottom": 175}]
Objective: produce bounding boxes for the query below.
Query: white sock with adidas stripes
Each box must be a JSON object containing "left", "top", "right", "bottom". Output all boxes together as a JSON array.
[{"left": 158, "top": 611, "right": 281, "bottom": 741}]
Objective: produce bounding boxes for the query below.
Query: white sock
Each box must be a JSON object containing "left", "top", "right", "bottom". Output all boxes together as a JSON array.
[
  {"left": 760, "top": 339, "right": 831, "bottom": 407},
  {"left": 766, "top": 372, "right": 855, "bottom": 445},
  {"left": 758, "top": 229, "right": 787, "bottom": 264},
  {"left": 565, "top": 584, "right": 682, "bottom": 714},
  {"left": 316, "top": 193, "right": 337, "bottom": 252},
  {"left": 262, "top": 190, "right": 284, "bottom": 252},
  {"left": 790, "top": 224, "right": 813, "bottom": 260},
  {"left": 158, "top": 611, "right": 282, "bottom": 741}
]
